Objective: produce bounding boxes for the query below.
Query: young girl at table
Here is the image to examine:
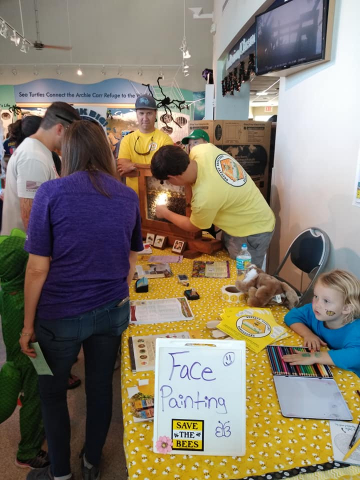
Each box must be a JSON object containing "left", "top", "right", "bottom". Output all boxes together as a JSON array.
[{"left": 282, "top": 269, "right": 360, "bottom": 378}]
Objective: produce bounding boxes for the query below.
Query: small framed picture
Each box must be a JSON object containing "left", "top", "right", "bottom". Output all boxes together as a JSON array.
[
  {"left": 172, "top": 240, "right": 186, "bottom": 254},
  {"left": 154, "top": 235, "right": 167, "bottom": 249},
  {"left": 146, "top": 233, "right": 155, "bottom": 245}
]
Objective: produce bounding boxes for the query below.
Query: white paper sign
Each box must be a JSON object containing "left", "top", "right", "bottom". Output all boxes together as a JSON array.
[{"left": 153, "top": 339, "right": 246, "bottom": 456}]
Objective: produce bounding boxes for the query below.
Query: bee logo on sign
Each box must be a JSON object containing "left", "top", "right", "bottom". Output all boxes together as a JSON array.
[{"left": 171, "top": 419, "right": 204, "bottom": 451}]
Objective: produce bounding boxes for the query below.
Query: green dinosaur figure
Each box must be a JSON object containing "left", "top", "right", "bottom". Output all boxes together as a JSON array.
[{"left": 0, "top": 229, "right": 44, "bottom": 461}]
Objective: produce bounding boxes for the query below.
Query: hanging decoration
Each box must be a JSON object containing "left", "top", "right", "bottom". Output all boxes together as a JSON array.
[
  {"left": 142, "top": 77, "right": 189, "bottom": 129},
  {"left": 222, "top": 54, "right": 257, "bottom": 97},
  {"left": 180, "top": 0, "right": 191, "bottom": 77},
  {"left": 9, "top": 105, "right": 22, "bottom": 117}
]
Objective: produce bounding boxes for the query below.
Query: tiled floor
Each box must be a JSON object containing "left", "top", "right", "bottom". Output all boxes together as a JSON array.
[{"left": 0, "top": 330, "right": 127, "bottom": 480}]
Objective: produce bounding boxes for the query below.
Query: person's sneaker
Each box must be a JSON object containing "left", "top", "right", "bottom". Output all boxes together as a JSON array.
[
  {"left": 81, "top": 455, "right": 100, "bottom": 480},
  {"left": 15, "top": 450, "right": 50, "bottom": 469},
  {"left": 26, "top": 465, "right": 54, "bottom": 480}
]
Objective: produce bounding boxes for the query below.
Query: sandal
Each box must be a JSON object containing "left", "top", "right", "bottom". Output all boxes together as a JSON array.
[{"left": 67, "top": 373, "right": 81, "bottom": 390}]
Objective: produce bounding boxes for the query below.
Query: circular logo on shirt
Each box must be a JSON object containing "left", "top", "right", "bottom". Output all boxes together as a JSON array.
[
  {"left": 215, "top": 154, "right": 247, "bottom": 187},
  {"left": 149, "top": 142, "right": 158, "bottom": 151}
]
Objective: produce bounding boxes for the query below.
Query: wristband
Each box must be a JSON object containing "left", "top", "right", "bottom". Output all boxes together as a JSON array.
[{"left": 20, "top": 332, "right": 32, "bottom": 337}]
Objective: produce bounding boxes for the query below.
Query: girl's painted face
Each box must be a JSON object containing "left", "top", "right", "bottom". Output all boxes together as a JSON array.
[{"left": 312, "top": 282, "right": 349, "bottom": 325}]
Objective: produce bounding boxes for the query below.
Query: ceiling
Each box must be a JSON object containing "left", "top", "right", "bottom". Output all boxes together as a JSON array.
[
  {"left": 249, "top": 75, "right": 280, "bottom": 106},
  {"left": 0, "top": 0, "right": 214, "bottom": 91},
  {"left": 0, "top": 0, "right": 279, "bottom": 105}
]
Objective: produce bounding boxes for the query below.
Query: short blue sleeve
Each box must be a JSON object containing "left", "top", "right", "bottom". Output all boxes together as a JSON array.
[
  {"left": 329, "top": 347, "right": 360, "bottom": 376},
  {"left": 24, "top": 182, "right": 53, "bottom": 257},
  {"left": 284, "top": 303, "right": 314, "bottom": 328}
]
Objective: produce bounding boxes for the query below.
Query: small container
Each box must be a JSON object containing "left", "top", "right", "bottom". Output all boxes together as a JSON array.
[{"left": 177, "top": 274, "right": 189, "bottom": 286}]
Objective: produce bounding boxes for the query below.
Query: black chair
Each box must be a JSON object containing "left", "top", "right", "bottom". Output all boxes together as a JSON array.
[{"left": 273, "top": 227, "right": 330, "bottom": 307}]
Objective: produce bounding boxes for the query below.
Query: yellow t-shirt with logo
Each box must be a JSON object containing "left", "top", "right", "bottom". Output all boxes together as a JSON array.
[
  {"left": 189, "top": 143, "right": 275, "bottom": 237},
  {"left": 118, "top": 129, "right": 173, "bottom": 194}
]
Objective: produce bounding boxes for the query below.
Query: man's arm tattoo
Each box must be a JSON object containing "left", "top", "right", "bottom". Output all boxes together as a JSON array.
[{"left": 20, "top": 197, "right": 34, "bottom": 230}]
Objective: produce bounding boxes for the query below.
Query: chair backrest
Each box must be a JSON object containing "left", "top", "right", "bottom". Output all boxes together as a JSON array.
[{"left": 273, "top": 227, "right": 330, "bottom": 306}]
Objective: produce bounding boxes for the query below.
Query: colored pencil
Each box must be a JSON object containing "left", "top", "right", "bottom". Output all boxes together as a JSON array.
[
  {"left": 343, "top": 435, "right": 360, "bottom": 461},
  {"left": 268, "top": 346, "right": 281, "bottom": 374},
  {"left": 277, "top": 346, "right": 290, "bottom": 374},
  {"left": 267, "top": 346, "right": 277, "bottom": 373},
  {"left": 283, "top": 346, "right": 298, "bottom": 376},
  {"left": 273, "top": 346, "right": 287, "bottom": 374},
  {"left": 290, "top": 347, "right": 305, "bottom": 376},
  {"left": 266, "top": 345, "right": 333, "bottom": 379},
  {"left": 312, "top": 362, "right": 323, "bottom": 377}
]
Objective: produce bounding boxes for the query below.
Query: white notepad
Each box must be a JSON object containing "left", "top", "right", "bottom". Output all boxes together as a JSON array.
[{"left": 274, "top": 376, "right": 352, "bottom": 420}]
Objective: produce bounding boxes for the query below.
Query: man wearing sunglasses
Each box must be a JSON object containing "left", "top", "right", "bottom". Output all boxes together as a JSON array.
[
  {"left": 117, "top": 94, "right": 173, "bottom": 195},
  {"left": 1, "top": 102, "right": 80, "bottom": 235}
]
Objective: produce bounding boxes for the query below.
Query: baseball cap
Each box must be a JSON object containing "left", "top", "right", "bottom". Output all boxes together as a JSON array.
[
  {"left": 181, "top": 129, "right": 210, "bottom": 144},
  {"left": 135, "top": 95, "right": 157, "bottom": 110}
]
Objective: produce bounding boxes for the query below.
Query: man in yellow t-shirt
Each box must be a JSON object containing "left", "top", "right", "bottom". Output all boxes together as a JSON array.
[
  {"left": 150, "top": 143, "right": 275, "bottom": 267},
  {"left": 117, "top": 95, "right": 173, "bottom": 194}
]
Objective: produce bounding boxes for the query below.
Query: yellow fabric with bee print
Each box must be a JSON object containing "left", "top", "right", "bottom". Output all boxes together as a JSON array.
[{"left": 121, "top": 248, "right": 360, "bottom": 480}]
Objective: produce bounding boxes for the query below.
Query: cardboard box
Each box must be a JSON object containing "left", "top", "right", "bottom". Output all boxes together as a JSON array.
[
  {"left": 188, "top": 120, "right": 215, "bottom": 143},
  {"left": 188, "top": 120, "right": 271, "bottom": 200}
]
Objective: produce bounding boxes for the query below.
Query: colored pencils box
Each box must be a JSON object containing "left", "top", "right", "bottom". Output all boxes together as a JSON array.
[{"left": 266, "top": 345, "right": 333, "bottom": 378}]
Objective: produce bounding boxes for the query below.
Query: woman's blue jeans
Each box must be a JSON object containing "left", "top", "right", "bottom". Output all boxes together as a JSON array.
[{"left": 35, "top": 297, "right": 129, "bottom": 477}]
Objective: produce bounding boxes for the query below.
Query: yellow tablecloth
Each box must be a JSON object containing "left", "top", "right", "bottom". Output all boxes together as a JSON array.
[{"left": 121, "top": 249, "right": 360, "bottom": 480}]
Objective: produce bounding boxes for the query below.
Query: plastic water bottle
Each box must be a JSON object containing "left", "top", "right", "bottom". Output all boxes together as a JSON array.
[{"left": 236, "top": 244, "right": 252, "bottom": 276}]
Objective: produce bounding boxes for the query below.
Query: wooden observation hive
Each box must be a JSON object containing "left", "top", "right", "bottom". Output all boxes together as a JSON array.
[{"left": 138, "top": 166, "right": 222, "bottom": 255}]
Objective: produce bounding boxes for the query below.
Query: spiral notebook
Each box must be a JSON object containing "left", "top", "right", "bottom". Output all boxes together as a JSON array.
[{"left": 266, "top": 346, "right": 352, "bottom": 421}]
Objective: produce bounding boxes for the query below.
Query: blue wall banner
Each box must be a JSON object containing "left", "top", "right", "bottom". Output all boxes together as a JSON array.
[
  {"left": 14, "top": 78, "right": 150, "bottom": 104},
  {"left": 226, "top": 24, "right": 256, "bottom": 71}
]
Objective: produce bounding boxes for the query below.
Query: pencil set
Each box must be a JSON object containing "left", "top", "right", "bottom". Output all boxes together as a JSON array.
[{"left": 266, "top": 345, "right": 333, "bottom": 378}]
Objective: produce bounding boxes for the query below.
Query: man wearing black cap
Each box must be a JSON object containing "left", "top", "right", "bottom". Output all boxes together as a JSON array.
[
  {"left": 1, "top": 102, "right": 80, "bottom": 236},
  {"left": 117, "top": 94, "right": 173, "bottom": 194}
]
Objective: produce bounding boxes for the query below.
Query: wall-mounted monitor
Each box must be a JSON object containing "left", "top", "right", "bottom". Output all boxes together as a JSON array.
[{"left": 255, "top": 0, "right": 332, "bottom": 76}]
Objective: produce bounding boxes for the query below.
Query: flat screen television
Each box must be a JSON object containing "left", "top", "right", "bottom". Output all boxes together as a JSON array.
[{"left": 255, "top": 0, "right": 330, "bottom": 75}]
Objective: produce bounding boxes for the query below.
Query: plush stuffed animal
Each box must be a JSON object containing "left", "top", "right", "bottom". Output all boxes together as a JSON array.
[{"left": 235, "top": 264, "right": 299, "bottom": 309}]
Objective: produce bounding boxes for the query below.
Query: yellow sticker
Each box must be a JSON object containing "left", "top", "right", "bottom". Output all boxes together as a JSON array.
[{"left": 171, "top": 419, "right": 204, "bottom": 451}]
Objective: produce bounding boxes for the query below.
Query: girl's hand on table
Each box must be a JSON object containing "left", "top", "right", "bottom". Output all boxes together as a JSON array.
[
  {"left": 303, "top": 333, "right": 327, "bottom": 352},
  {"left": 282, "top": 352, "right": 317, "bottom": 365}
]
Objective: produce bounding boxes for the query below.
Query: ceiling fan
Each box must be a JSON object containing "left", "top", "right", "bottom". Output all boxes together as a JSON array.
[{"left": 31, "top": 0, "right": 72, "bottom": 51}]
